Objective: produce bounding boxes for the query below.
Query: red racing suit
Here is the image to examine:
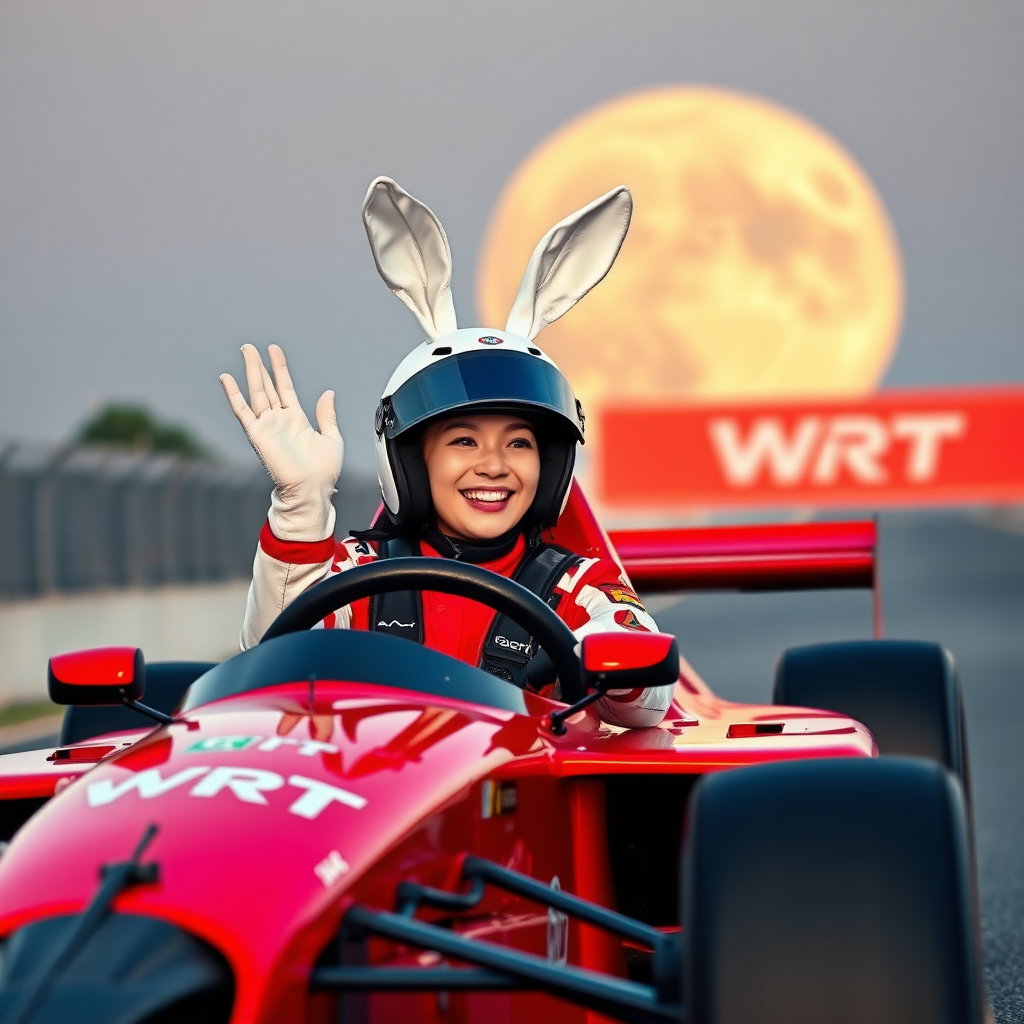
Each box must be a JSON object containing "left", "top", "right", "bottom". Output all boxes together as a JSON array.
[{"left": 242, "top": 523, "right": 673, "bottom": 728}]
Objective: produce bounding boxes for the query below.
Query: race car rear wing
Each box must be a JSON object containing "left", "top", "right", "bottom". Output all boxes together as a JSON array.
[
  {"left": 607, "top": 520, "right": 875, "bottom": 593},
  {"left": 608, "top": 519, "right": 882, "bottom": 637}
]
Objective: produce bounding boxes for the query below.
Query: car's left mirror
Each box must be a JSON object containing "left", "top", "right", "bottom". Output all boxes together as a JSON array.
[
  {"left": 48, "top": 647, "right": 146, "bottom": 707},
  {"left": 580, "top": 632, "right": 680, "bottom": 692}
]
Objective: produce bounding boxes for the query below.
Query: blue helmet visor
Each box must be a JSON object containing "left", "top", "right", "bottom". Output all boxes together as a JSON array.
[{"left": 382, "top": 349, "right": 584, "bottom": 443}]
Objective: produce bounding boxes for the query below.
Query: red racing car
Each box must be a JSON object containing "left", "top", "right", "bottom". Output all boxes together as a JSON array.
[{"left": 0, "top": 485, "right": 983, "bottom": 1024}]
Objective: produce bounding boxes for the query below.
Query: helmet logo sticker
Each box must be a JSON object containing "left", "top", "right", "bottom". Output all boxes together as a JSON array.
[{"left": 478, "top": 335, "right": 504, "bottom": 345}]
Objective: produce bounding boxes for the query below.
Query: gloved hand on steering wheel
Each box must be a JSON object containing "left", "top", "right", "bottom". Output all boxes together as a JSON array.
[{"left": 220, "top": 344, "right": 344, "bottom": 542}]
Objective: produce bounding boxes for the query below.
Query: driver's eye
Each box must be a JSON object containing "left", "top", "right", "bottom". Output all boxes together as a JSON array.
[
  {"left": 449, "top": 436, "right": 477, "bottom": 447},
  {"left": 508, "top": 438, "right": 534, "bottom": 449}
]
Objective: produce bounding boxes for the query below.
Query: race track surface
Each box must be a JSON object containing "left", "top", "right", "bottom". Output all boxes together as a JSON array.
[
  {"left": 656, "top": 512, "right": 1024, "bottom": 1022},
  {"left": 3, "top": 513, "right": 1021, "bottom": 1019}
]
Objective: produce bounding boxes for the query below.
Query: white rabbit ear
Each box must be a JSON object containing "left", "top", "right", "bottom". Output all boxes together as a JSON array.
[
  {"left": 505, "top": 186, "right": 632, "bottom": 341},
  {"left": 362, "top": 177, "right": 458, "bottom": 341}
]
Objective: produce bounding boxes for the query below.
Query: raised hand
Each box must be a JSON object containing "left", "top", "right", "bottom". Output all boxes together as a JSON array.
[{"left": 220, "top": 344, "right": 344, "bottom": 541}]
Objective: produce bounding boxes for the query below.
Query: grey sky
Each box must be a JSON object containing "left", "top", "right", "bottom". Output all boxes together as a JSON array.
[{"left": 1, "top": 0, "right": 1021, "bottom": 470}]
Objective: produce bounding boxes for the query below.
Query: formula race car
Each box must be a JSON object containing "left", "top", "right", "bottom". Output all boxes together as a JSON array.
[{"left": 0, "top": 484, "right": 983, "bottom": 1024}]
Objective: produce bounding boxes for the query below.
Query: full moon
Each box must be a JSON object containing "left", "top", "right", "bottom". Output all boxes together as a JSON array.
[{"left": 477, "top": 87, "right": 904, "bottom": 419}]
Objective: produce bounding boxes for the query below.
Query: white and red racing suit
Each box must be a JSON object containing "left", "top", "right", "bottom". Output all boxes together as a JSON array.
[{"left": 241, "top": 523, "right": 673, "bottom": 729}]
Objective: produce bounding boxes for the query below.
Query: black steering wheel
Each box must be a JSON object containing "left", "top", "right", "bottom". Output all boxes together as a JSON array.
[{"left": 260, "top": 558, "right": 585, "bottom": 703}]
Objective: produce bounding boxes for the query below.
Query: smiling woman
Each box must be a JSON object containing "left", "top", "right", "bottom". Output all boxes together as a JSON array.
[{"left": 421, "top": 414, "right": 540, "bottom": 541}]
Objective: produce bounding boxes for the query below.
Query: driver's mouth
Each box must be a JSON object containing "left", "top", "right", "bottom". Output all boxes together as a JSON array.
[{"left": 460, "top": 488, "right": 513, "bottom": 512}]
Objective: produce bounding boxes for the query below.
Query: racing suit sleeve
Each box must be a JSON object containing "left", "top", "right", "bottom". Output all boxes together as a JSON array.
[
  {"left": 553, "top": 559, "right": 674, "bottom": 729},
  {"left": 239, "top": 527, "right": 368, "bottom": 650}
]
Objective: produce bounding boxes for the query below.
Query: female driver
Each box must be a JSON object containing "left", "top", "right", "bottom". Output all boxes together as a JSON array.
[{"left": 220, "top": 178, "right": 671, "bottom": 729}]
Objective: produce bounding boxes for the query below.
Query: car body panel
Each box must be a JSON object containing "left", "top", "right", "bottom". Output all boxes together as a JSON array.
[{"left": 0, "top": 483, "right": 879, "bottom": 1023}]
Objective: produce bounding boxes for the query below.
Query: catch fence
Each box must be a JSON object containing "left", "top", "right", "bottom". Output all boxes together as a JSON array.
[{"left": 0, "top": 440, "right": 379, "bottom": 599}]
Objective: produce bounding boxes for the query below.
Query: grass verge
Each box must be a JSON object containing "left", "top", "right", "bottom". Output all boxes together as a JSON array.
[{"left": 0, "top": 699, "right": 61, "bottom": 729}]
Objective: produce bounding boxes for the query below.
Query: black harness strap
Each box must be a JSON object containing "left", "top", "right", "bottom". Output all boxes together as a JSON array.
[
  {"left": 367, "top": 537, "right": 582, "bottom": 689},
  {"left": 369, "top": 537, "right": 423, "bottom": 645},
  {"left": 479, "top": 544, "right": 581, "bottom": 688}
]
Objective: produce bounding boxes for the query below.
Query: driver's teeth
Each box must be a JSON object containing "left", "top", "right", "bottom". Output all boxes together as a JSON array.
[{"left": 463, "top": 490, "right": 509, "bottom": 502}]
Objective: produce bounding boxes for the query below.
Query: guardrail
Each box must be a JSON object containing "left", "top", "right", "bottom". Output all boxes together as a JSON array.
[{"left": 0, "top": 441, "right": 380, "bottom": 599}]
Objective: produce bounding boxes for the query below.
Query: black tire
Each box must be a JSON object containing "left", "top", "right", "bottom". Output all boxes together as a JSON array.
[
  {"left": 683, "top": 757, "right": 984, "bottom": 1024},
  {"left": 58, "top": 661, "right": 216, "bottom": 745},
  {"left": 773, "top": 640, "right": 969, "bottom": 787}
]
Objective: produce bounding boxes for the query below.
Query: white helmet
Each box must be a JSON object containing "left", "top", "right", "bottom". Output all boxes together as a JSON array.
[{"left": 362, "top": 177, "right": 632, "bottom": 533}]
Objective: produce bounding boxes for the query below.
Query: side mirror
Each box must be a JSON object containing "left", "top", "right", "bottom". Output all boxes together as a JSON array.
[
  {"left": 48, "top": 647, "right": 146, "bottom": 707},
  {"left": 581, "top": 632, "right": 680, "bottom": 691},
  {"left": 549, "top": 631, "right": 680, "bottom": 735}
]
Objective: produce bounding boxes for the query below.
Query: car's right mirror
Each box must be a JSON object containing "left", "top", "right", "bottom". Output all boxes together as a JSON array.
[{"left": 580, "top": 631, "right": 680, "bottom": 691}]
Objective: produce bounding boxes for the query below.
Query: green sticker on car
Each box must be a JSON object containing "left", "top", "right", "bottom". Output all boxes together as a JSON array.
[{"left": 184, "top": 736, "right": 261, "bottom": 754}]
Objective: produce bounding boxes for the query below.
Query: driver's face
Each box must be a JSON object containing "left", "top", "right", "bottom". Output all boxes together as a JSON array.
[{"left": 422, "top": 414, "right": 540, "bottom": 542}]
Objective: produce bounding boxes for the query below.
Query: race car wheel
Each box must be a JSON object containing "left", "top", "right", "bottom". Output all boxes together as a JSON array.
[
  {"left": 773, "top": 640, "right": 969, "bottom": 790},
  {"left": 683, "top": 757, "right": 984, "bottom": 1024},
  {"left": 260, "top": 557, "right": 586, "bottom": 702}
]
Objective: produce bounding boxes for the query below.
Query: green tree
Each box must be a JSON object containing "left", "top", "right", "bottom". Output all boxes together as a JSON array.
[{"left": 76, "top": 404, "right": 208, "bottom": 459}]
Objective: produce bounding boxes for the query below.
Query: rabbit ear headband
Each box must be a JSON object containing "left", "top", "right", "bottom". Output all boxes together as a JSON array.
[{"left": 361, "top": 176, "right": 632, "bottom": 342}]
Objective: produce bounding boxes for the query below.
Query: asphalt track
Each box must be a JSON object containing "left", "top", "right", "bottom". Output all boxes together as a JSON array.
[
  {"left": 2, "top": 513, "right": 1021, "bottom": 1019},
  {"left": 653, "top": 512, "right": 1024, "bottom": 1022}
]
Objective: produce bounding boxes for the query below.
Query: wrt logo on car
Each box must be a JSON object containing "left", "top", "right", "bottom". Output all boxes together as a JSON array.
[{"left": 86, "top": 766, "right": 367, "bottom": 819}]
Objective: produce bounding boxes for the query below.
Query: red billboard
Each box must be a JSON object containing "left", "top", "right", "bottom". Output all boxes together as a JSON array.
[{"left": 599, "top": 387, "right": 1024, "bottom": 509}]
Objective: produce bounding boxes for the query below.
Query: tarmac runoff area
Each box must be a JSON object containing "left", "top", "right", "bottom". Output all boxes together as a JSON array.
[{"left": 1, "top": 513, "right": 1022, "bottom": 1020}]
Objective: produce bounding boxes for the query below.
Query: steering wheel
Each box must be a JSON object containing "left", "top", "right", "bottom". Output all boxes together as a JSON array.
[{"left": 259, "top": 558, "right": 585, "bottom": 704}]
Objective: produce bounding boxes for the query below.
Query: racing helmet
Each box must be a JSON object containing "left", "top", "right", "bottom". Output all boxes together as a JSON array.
[{"left": 362, "top": 177, "right": 632, "bottom": 532}]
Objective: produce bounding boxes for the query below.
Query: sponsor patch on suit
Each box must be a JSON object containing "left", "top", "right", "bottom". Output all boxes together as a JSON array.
[
  {"left": 614, "top": 608, "right": 651, "bottom": 632},
  {"left": 598, "top": 582, "right": 645, "bottom": 610}
]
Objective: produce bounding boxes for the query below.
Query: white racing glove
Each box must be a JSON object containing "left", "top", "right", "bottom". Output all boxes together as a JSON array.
[{"left": 220, "top": 344, "right": 344, "bottom": 542}]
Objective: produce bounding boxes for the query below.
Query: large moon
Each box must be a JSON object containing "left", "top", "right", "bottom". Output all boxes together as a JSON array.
[{"left": 477, "top": 87, "right": 904, "bottom": 420}]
